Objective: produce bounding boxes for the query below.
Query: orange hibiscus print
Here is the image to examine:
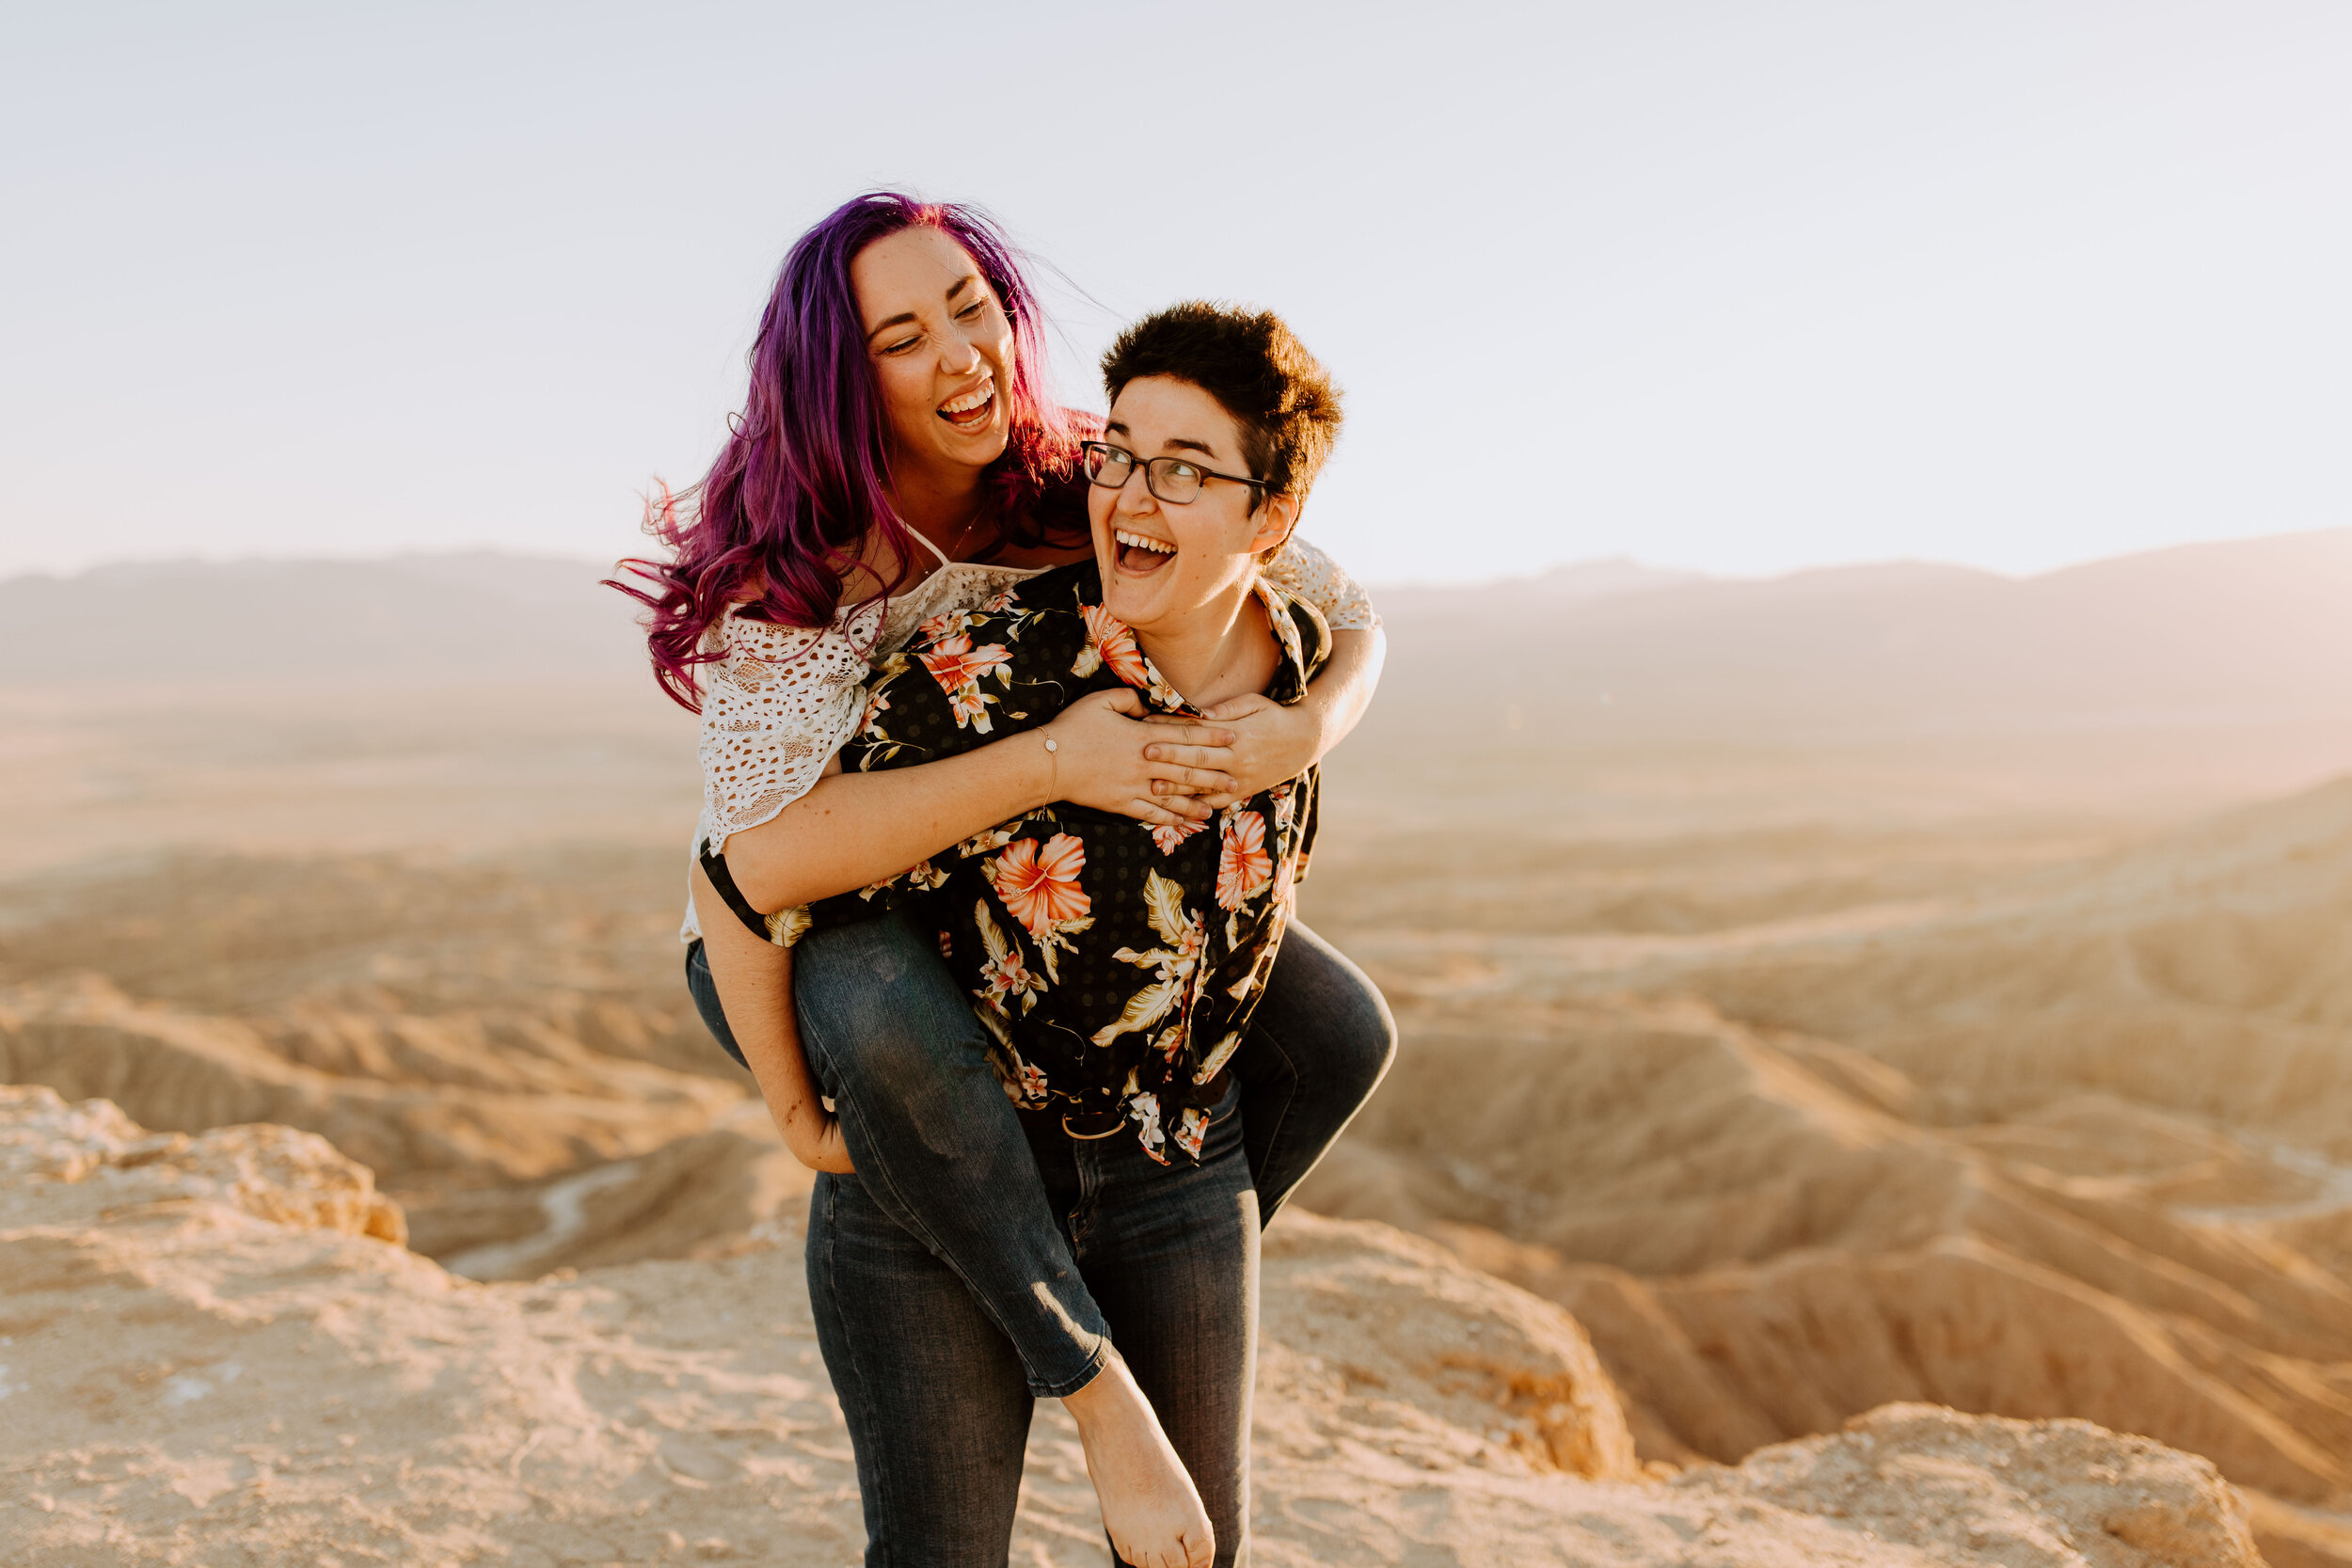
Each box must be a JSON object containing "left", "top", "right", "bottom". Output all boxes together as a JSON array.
[
  {"left": 946, "top": 688, "right": 994, "bottom": 730},
  {"left": 915, "top": 608, "right": 971, "bottom": 645},
  {"left": 920, "top": 634, "right": 1011, "bottom": 694},
  {"left": 859, "top": 685, "right": 893, "bottom": 738},
  {"left": 1150, "top": 818, "right": 1208, "bottom": 856},
  {"left": 990, "top": 833, "right": 1091, "bottom": 941},
  {"left": 1269, "top": 850, "right": 1297, "bottom": 911},
  {"left": 1216, "top": 810, "right": 1272, "bottom": 911},
  {"left": 1080, "top": 605, "right": 1152, "bottom": 689},
  {"left": 978, "top": 940, "right": 1044, "bottom": 1013},
  {"left": 1171, "top": 1105, "right": 1207, "bottom": 1161}
]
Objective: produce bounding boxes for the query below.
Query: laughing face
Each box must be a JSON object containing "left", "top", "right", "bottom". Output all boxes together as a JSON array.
[
  {"left": 1089, "top": 375, "right": 1298, "bottom": 639},
  {"left": 851, "top": 225, "right": 1015, "bottom": 478}
]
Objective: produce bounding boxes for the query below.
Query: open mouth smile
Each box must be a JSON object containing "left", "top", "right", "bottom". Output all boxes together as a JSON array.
[
  {"left": 1114, "top": 528, "right": 1176, "bottom": 575},
  {"left": 937, "top": 377, "right": 995, "bottom": 431}
]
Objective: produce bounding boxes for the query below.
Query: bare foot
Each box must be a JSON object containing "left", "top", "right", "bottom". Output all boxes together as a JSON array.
[{"left": 1062, "top": 1354, "right": 1214, "bottom": 1568}]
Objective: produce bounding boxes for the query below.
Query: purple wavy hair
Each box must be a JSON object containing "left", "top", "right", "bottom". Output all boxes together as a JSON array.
[{"left": 609, "top": 192, "right": 1085, "bottom": 712}]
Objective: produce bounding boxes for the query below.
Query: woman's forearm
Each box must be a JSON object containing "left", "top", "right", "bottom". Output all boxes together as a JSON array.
[
  {"left": 720, "top": 683, "right": 1234, "bottom": 913},
  {"left": 691, "top": 865, "right": 850, "bottom": 1172},
  {"left": 721, "top": 733, "right": 1056, "bottom": 913},
  {"left": 1166, "top": 624, "right": 1387, "bottom": 804},
  {"left": 1301, "top": 625, "right": 1385, "bottom": 758}
]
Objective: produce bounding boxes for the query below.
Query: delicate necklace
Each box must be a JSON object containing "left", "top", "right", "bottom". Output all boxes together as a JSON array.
[
  {"left": 946, "top": 500, "right": 988, "bottom": 562},
  {"left": 917, "top": 504, "right": 988, "bottom": 580}
]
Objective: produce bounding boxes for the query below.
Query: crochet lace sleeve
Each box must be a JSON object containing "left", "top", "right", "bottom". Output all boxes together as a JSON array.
[
  {"left": 695, "top": 603, "right": 884, "bottom": 856},
  {"left": 1262, "top": 535, "right": 1379, "bottom": 631}
]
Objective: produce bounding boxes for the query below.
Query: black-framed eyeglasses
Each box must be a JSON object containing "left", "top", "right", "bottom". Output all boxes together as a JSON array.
[{"left": 1080, "top": 441, "right": 1266, "bottom": 505}]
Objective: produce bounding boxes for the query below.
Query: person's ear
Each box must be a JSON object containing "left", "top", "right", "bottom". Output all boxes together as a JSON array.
[{"left": 1250, "top": 491, "right": 1301, "bottom": 556}]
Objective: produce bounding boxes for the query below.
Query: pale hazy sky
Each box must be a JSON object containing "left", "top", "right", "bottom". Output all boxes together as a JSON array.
[{"left": 5, "top": 2, "right": 2346, "bottom": 584}]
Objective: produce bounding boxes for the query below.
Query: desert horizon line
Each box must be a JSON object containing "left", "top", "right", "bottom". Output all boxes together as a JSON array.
[{"left": 7, "top": 521, "right": 2346, "bottom": 597}]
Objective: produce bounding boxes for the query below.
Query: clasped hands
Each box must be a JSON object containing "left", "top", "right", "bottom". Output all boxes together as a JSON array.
[
  {"left": 1042, "top": 688, "right": 1319, "bottom": 827},
  {"left": 1140, "top": 693, "right": 1305, "bottom": 809}
]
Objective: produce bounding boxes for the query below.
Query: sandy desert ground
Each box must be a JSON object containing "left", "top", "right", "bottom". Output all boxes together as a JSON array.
[{"left": 5, "top": 535, "right": 2351, "bottom": 1564}]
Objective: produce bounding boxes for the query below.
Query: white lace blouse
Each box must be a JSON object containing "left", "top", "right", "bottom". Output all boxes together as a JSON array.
[{"left": 682, "top": 532, "right": 1377, "bottom": 940}]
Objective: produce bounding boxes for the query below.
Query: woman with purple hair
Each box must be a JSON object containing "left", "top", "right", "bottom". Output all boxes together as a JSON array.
[{"left": 614, "top": 193, "right": 1392, "bottom": 1566}]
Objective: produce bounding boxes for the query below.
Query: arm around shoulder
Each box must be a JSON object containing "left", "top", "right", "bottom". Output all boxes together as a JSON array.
[
  {"left": 1298, "top": 622, "right": 1384, "bottom": 755},
  {"left": 1172, "top": 618, "right": 1385, "bottom": 805},
  {"left": 1244, "top": 532, "right": 1387, "bottom": 767},
  {"left": 1260, "top": 533, "right": 1380, "bottom": 634}
]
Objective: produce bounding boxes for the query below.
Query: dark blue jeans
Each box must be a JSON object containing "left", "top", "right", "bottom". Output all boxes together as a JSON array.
[
  {"left": 806, "top": 1078, "right": 1257, "bottom": 1568},
  {"left": 684, "top": 911, "right": 1392, "bottom": 1399}
]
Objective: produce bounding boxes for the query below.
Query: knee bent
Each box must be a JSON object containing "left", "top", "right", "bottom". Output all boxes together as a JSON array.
[{"left": 1349, "top": 989, "right": 1401, "bottom": 1095}]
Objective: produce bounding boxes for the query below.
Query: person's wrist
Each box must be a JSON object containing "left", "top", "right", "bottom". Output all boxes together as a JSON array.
[
  {"left": 1283, "top": 695, "right": 1328, "bottom": 774},
  {"left": 1026, "top": 720, "right": 1062, "bottom": 810},
  {"left": 781, "top": 1107, "right": 832, "bottom": 1159}
]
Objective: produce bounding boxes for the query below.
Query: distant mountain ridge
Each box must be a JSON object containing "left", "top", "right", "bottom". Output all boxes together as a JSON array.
[
  {"left": 6, "top": 535, "right": 2348, "bottom": 749},
  {"left": 1359, "top": 559, "right": 1699, "bottom": 624},
  {"left": 0, "top": 552, "right": 653, "bottom": 683},
  {"left": 1360, "top": 527, "right": 2352, "bottom": 746}
]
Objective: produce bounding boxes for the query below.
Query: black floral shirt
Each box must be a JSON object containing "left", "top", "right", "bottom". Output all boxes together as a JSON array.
[{"left": 797, "top": 561, "right": 1329, "bottom": 1166}]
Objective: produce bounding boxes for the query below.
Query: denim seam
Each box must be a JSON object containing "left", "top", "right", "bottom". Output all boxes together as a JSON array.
[
  {"left": 1246, "top": 1022, "right": 1305, "bottom": 1223},
  {"left": 1035, "top": 1145, "right": 1112, "bottom": 1401},
  {"left": 808, "top": 1019, "right": 1109, "bottom": 1402},
  {"left": 1034, "top": 1337, "right": 1113, "bottom": 1402},
  {"left": 1067, "top": 1143, "right": 1098, "bottom": 1257},
  {"left": 814, "top": 1178, "right": 896, "bottom": 1565}
]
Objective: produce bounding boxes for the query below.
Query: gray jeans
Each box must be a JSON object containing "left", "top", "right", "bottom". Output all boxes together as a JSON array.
[
  {"left": 684, "top": 911, "right": 1392, "bottom": 1397},
  {"left": 808, "top": 1076, "right": 1256, "bottom": 1568},
  {"left": 686, "top": 912, "right": 1391, "bottom": 1564}
]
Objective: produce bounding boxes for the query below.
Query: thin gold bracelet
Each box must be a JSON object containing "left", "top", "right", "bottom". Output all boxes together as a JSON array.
[{"left": 1041, "top": 733, "right": 1058, "bottom": 801}]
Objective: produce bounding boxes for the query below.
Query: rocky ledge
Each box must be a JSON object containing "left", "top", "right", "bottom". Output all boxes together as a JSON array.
[{"left": 0, "top": 1085, "right": 2261, "bottom": 1566}]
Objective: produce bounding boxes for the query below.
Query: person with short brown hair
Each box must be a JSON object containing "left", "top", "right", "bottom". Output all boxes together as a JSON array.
[{"left": 708, "top": 301, "right": 1357, "bottom": 1567}]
